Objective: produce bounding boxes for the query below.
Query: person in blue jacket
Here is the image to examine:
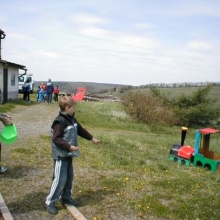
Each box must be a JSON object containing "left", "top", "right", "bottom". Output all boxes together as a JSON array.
[
  {"left": 46, "top": 78, "right": 54, "bottom": 104},
  {"left": 22, "top": 79, "right": 31, "bottom": 102}
]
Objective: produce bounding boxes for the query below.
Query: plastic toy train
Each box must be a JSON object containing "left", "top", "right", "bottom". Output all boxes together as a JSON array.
[{"left": 169, "top": 127, "right": 220, "bottom": 172}]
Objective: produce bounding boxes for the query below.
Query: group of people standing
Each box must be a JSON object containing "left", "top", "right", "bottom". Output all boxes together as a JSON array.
[
  {"left": 22, "top": 78, "right": 59, "bottom": 104},
  {"left": 37, "top": 79, "right": 60, "bottom": 104}
]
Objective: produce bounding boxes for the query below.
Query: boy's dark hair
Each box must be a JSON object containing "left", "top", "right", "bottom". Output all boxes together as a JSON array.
[{"left": 59, "top": 96, "right": 76, "bottom": 111}]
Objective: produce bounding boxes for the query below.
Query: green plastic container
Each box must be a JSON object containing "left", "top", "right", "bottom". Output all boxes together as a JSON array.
[{"left": 0, "top": 124, "right": 18, "bottom": 144}]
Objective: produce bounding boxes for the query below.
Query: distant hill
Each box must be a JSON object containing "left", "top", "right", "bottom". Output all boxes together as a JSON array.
[{"left": 34, "top": 81, "right": 129, "bottom": 94}]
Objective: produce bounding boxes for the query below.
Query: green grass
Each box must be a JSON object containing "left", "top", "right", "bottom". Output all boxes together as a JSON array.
[
  {"left": 0, "top": 93, "right": 38, "bottom": 112},
  {"left": 1, "top": 97, "right": 220, "bottom": 219},
  {"left": 71, "top": 101, "right": 220, "bottom": 219},
  {"left": 0, "top": 99, "right": 28, "bottom": 112},
  {"left": 76, "top": 101, "right": 220, "bottom": 219}
]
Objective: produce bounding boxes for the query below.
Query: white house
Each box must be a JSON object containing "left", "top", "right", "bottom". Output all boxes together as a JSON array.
[
  {"left": 0, "top": 60, "right": 26, "bottom": 103},
  {"left": 0, "top": 29, "right": 27, "bottom": 103}
]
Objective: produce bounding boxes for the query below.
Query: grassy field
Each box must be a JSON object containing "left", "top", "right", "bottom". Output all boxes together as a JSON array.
[
  {"left": 0, "top": 93, "right": 220, "bottom": 219},
  {"left": 113, "top": 85, "right": 220, "bottom": 105}
]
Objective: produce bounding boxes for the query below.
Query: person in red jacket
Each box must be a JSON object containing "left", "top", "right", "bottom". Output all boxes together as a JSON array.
[
  {"left": 53, "top": 86, "right": 60, "bottom": 102},
  {"left": 41, "top": 82, "right": 47, "bottom": 102}
]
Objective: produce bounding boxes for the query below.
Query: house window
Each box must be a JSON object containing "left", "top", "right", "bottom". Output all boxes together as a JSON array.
[{"left": 11, "top": 73, "right": 15, "bottom": 86}]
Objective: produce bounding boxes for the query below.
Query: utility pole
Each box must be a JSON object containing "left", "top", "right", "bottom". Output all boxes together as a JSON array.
[{"left": 0, "top": 29, "right": 6, "bottom": 60}]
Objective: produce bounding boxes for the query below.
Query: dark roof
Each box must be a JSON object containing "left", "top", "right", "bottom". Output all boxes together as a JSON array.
[{"left": 0, "top": 59, "right": 26, "bottom": 70}]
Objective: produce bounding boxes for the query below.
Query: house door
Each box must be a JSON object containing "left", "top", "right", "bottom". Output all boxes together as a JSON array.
[
  {"left": 2, "top": 68, "right": 8, "bottom": 103},
  {"left": 0, "top": 71, "right": 2, "bottom": 103}
]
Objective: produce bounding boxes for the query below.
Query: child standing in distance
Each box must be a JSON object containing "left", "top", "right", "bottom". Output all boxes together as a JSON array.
[
  {"left": 36, "top": 86, "right": 40, "bottom": 101},
  {"left": 53, "top": 86, "right": 59, "bottom": 102},
  {"left": 41, "top": 82, "right": 47, "bottom": 102},
  {"left": 45, "top": 96, "right": 100, "bottom": 215},
  {"left": 38, "top": 86, "right": 44, "bottom": 102}
]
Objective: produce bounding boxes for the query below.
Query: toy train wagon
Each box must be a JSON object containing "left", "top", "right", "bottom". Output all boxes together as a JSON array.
[{"left": 169, "top": 127, "right": 220, "bottom": 172}]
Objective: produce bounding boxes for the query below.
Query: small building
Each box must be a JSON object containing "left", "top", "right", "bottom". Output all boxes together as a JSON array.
[{"left": 0, "top": 29, "right": 27, "bottom": 103}]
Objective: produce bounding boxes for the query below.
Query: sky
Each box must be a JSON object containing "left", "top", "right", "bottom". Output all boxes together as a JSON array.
[{"left": 0, "top": 0, "right": 220, "bottom": 86}]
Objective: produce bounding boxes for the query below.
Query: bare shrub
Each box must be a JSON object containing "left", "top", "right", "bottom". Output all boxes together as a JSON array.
[{"left": 121, "top": 91, "right": 177, "bottom": 126}]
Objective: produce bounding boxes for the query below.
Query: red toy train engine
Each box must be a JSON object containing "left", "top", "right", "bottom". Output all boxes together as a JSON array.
[{"left": 169, "top": 127, "right": 220, "bottom": 171}]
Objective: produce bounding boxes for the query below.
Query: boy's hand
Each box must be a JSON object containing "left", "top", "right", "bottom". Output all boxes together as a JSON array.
[
  {"left": 69, "top": 146, "right": 79, "bottom": 152},
  {"left": 92, "top": 138, "right": 100, "bottom": 144},
  {"left": 0, "top": 114, "right": 12, "bottom": 126}
]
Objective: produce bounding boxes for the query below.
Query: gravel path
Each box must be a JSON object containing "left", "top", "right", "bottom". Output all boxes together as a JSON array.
[{"left": 9, "top": 102, "right": 59, "bottom": 138}]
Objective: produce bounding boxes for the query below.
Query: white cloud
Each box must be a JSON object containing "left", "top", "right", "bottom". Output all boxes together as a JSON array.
[
  {"left": 187, "top": 40, "right": 212, "bottom": 50},
  {"left": 134, "top": 22, "right": 155, "bottom": 29},
  {"left": 38, "top": 51, "right": 59, "bottom": 59},
  {"left": 77, "top": 27, "right": 110, "bottom": 39},
  {"left": 7, "top": 32, "right": 33, "bottom": 41},
  {"left": 70, "top": 13, "right": 109, "bottom": 26},
  {"left": 116, "top": 34, "right": 161, "bottom": 49}
]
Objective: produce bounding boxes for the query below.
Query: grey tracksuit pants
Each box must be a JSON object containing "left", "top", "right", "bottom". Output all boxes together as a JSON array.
[{"left": 45, "top": 158, "right": 74, "bottom": 205}]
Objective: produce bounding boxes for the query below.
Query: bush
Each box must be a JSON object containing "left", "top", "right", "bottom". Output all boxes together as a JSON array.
[
  {"left": 151, "top": 85, "right": 220, "bottom": 127},
  {"left": 172, "top": 85, "right": 220, "bottom": 127},
  {"left": 121, "top": 91, "right": 177, "bottom": 126},
  {"left": 122, "top": 85, "right": 220, "bottom": 127}
]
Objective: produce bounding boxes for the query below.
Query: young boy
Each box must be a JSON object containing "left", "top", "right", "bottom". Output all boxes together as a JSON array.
[
  {"left": 45, "top": 96, "right": 100, "bottom": 215},
  {"left": 53, "top": 86, "right": 59, "bottom": 102}
]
